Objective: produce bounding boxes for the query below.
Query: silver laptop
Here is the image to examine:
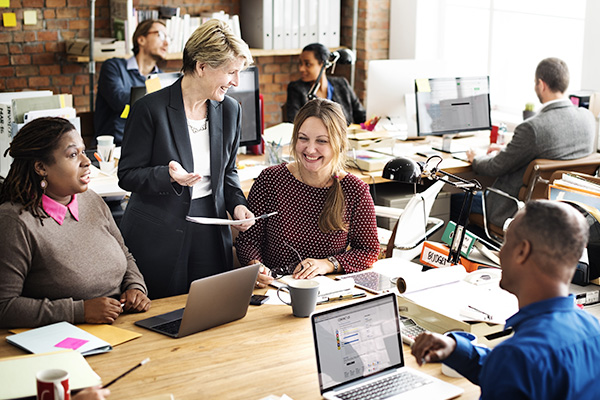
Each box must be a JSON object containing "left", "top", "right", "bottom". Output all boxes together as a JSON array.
[
  {"left": 135, "top": 264, "right": 260, "bottom": 338},
  {"left": 311, "top": 293, "right": 463, "bottom": 400}
]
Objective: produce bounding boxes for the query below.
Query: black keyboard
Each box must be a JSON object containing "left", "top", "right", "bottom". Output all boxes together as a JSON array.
[
  {"left": 337, "top": 371, "right": 432, "bottom": 400},
  {"left": 153, "top": 319, "right": 182, "bottom": 335}
]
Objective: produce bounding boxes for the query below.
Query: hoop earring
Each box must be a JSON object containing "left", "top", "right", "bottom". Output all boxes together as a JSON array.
[{"left": 40, "top": 176, "right": 47, "bottom": 192}]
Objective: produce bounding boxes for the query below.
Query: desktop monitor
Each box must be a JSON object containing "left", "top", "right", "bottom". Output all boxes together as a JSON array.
[
  {"left": 366, "top": 60, "right": 445, "bottom": 137},
  {"left": 227, "top": 65, "right": 262, "bottom": 147},
  {"left": 415, "top": 76, "right": 491, "bottom": 137}
]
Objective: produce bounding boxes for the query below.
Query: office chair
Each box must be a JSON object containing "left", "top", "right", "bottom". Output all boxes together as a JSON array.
[
  {"left": 474, "top": 153, "right": 600, "bottom": 245},
  {"left": 375, "top": 180, "right": 446, "bottom": 261}
]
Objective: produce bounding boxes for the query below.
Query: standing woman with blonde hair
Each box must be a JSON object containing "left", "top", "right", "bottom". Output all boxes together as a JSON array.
[
  {"left": 118, "top": 19, "right": 255, "bottom": 299},
  {"left": 235, "top": 99, "right": 379, "bottom": 288}
]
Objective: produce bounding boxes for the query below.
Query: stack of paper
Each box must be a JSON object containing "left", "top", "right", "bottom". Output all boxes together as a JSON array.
[{"left": 0, "top": 350, "right": 101, "bottom": 399}]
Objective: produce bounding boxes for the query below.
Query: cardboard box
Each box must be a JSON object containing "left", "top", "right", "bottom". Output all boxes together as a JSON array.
[{"left": 66, "top": 38, "right": 126, "bottom": 58}]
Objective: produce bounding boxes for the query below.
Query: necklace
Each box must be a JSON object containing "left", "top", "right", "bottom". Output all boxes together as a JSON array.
[{"left": 187, "top": 106, "right": 209, "bottom": 134}]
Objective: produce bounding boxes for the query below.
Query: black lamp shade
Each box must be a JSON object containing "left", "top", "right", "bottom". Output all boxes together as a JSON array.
[
  {"left": 382, "top": 157, "right": 422, "bottom": 184},
  {"left": 332, "top": 48, "right": 355, "bottom": 65}
]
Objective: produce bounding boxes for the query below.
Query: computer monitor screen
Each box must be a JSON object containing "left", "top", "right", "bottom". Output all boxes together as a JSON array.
[
  {"left": 129, "top": 72, "right": 183, "bottom": 106},
  {"left": 227, "top": 66, "right": 262, "bottom": 147},
  {"left": 415, "top": 76, "right": 491, "bottom": 136}
]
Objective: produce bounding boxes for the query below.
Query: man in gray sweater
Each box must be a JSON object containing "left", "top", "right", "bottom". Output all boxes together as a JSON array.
[{"left": 462, "top": 57, "right": 595, "bottom": 228}]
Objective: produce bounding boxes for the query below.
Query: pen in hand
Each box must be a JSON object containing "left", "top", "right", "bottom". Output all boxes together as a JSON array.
[{"left": 103, "top": 358, "right": 150, "bottom": 388}]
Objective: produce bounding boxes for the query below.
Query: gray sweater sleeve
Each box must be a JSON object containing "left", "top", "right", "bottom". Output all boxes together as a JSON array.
[{"left": 0, "top": 215, "right": 83, "bottom": 328}]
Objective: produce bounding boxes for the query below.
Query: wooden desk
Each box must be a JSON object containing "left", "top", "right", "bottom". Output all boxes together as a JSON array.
[{"left": 0, "top": 294, "right": 479, "bottom": 399}]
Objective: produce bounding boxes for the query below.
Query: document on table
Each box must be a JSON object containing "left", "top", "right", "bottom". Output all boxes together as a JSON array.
[{"left": 186, "top": 212, "right": 277, "bottom": 226}]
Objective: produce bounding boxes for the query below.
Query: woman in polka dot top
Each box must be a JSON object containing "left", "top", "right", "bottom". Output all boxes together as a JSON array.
[{"left": 235, "top": 99, "right": 379, "bottom": 288}]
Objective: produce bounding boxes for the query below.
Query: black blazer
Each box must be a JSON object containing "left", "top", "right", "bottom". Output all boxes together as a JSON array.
[{"left": 118, "top": 78, "right": 247, "bottom": 276}]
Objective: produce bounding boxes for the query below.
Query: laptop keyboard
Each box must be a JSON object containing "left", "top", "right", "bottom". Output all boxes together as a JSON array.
[
  {"left": 153, "top": 319, "right": 182, "bottom": 335},
  {"left": 337, "top": 371, "right": 433, "bottom": 400}
]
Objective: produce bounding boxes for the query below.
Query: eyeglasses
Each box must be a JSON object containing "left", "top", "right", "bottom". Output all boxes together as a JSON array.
[
  {"left": 270, "top": 242, "right": 303, "bottom": 279},
  {"left": 146, "top": 30, "right": 171, "bottom": 44}
]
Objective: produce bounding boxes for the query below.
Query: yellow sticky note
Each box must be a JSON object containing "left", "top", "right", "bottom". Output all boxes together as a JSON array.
[
  {"left": 415, "top": 78, "right": 431, "bottom": 93},
  {"left": 3, "top": 12, "right": 16, "bottom": 27},
  {"left": 145, "top": 76, "right": 162, "bottom": 94},
  {"left": 0, "top": 0, "right": 9, "bottom": 8},
  {"left": 120, "top": 104, "right": 130, "bottom": 119},
  {"left": 23, "top": 10, "right": 36, "bottom": 25}
]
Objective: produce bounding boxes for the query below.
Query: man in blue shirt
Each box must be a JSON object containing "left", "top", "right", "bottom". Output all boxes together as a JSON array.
[
  {"left": 412, "top": 200, "right": 600, "bottom": 399},
  {"left": 94, "top": 19, "right": 168, "bottom": 145}
]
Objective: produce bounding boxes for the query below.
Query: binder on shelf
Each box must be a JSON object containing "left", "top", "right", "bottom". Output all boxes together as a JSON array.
[
  {"left": 282, "top": 0, "right": 295, "bottom": 50},
  {"left": 11, "top": 94, "right": 73, "bottom": 124},
  {"left": 326, "top": 0, "right": 341, "bottom": 47},
  {"left": 300, "top": 0, "right": 319, "bottom": 48},
  {"left": 272, "top": 0, "right": 285, "bottom": 49},
  {"left": 317, "top": 0, "right": 330, "bottom": 48},
  {"left": 240, "top": 0, "right": 273, "bottom": 50},
  {"left": 290, "top": 0, "right": 300, "bottom": 49}
]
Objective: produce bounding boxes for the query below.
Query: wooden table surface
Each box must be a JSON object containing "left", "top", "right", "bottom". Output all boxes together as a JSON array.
[{"left": 0, "top": 293, "right": 479, "bottom": 400}]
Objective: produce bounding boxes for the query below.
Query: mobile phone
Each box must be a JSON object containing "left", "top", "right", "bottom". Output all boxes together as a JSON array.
[{"left": 250, "top": 294, "right": 269, "bottom": 306}]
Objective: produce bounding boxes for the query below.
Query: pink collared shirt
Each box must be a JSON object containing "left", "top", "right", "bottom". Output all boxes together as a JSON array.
[{"left": 41, "top": 194, "right": 79, "bottom": 225}]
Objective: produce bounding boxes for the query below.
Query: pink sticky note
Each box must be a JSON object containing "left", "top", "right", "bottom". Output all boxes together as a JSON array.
[{"left": 55, "top": 337, "right": 89, "bottom": 350}]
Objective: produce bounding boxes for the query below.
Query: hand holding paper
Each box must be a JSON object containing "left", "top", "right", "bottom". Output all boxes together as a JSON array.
[{"left": 186, "top": 211, "right": 277, "bottom": 226}]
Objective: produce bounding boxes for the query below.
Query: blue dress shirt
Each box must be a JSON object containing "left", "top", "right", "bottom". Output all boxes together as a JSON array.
[
  {"left": 94, "top": 57, "right": 160, "bottom": 145},
  {"left": 444, "top": 296, "right": 600, "bottom": 400}
]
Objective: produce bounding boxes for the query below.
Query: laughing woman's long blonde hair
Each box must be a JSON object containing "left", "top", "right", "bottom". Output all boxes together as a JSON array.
[{"left": 291, "top": 99, "right": 348, "bottom": 232}]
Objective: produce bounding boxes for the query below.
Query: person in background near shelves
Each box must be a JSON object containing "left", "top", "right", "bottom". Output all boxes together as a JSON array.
[
  {"left": 118, "top": 19, "right": 255, "bottom": 299},
  {"left": 94, "top": 19, "right": 168, "bottom": 146},
  {"left": 286, "top": 43, "right": 366, "bottom": 125},
  {"left": 453, "top": 57, "right": 595, "bottom": 229},
  {"left": 236, "top": 99, "right": 379, "bottom": 288},
  {"left": 412, "top": 200, "right": 600, "bottom": 400},
  {"left": 0, "top": 117, "right": 150, "bottom": 329}
]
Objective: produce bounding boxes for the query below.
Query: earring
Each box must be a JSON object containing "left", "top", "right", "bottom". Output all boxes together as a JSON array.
[{"left": 40, "top": 176, "right": 47, "bottom": 191}]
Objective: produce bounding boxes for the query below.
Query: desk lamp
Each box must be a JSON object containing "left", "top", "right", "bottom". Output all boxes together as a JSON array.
[
  {"left": 307, "top": 48, "right": 355, "bottom": 100},
  {"left": 383, "top": 155, "right": 482, "bottom": 265}
]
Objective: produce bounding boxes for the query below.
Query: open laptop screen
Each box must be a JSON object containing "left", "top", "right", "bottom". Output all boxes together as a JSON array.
[{"left": 312, "top": 293, "right": 404, "bottom": 392}]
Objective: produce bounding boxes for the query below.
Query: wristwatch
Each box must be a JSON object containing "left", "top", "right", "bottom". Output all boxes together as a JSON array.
[{"left": 327, "top": 256, "right": 341, "bottom": 273}]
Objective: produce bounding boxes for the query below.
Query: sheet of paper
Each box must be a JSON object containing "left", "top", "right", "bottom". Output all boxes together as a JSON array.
[
  {"left": 186, "top": 212, "right": 277, "bottom": 226},
  {"left": 0, "top": 350, "right": 101, "bottom": 399}
]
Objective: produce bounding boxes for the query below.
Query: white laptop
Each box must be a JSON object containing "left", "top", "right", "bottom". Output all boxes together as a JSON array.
[
  {"left": 135, "top": 264, "right": 260, "bottom": 338},
  {"left": 311, "top": 293, "right": 463, "bottom": 400}
]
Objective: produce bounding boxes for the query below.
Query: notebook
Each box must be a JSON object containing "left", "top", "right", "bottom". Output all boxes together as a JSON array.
[
  {"left": 135, "top": 264, "right": 261, "bottom": 338},
  {"left": 311, "top": 293, "right": 463, "bottom": 400},
  {"left": 6, "top": 321, "right": 112, "bottom": 356}
]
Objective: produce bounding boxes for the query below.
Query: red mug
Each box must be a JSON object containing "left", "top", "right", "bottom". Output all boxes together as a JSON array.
[{"left": 36, "top": 369, "right": 70, "bottom": 400}]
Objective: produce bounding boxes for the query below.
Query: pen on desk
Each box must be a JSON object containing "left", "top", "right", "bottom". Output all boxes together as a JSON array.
[
  {"left": 93, "top": 152, "right": 103, "bottom": 163},
  {"left": 468, "top": 305, "right": 492, "bottom": 320},
  {"left": 104, "top": 358, "right": 150, "bottom": 388},
  {"left": 256, "top": 211, "right": 278, "bottom": 220}
]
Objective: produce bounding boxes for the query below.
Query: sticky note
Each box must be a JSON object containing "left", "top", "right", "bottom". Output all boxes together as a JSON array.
[
  {"left": 415, "top": 78, "right": 431, "bottom": 93},
  {"left": 23, "top": 10, "right": 36, "bottom": 25},
  {"left": 0, "top": 0, "right": 9, "bottom": 8},
  {"left": 3, "top": 12, "right": 16, "bottom": 27},
  {"left": 55, "top": 337, "right": 89, "bottom": 350},
  {"left": 120, "top": 104, "right": 130, "bottom": 119},
  {"left": 145, "top": 75, "right": 162, "bottom": 94}
]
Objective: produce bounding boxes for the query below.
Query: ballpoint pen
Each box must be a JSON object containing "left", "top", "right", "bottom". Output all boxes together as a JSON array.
[
  {"left": 468, "top": 305, "right": 493, "bottom": 321},
  {"left": 93, "top": 152, "right": 103, "bottom": 163},
  {"left": 256, "top": 211, "right": 278, "bottom": 220},
  {"left": 104, "top": 358, "right": 150, "bottom": 388}
]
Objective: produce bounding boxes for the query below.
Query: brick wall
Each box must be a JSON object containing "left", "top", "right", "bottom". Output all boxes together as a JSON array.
[{"left": 0, "top": 0, "right": 389, "bottom": 128}]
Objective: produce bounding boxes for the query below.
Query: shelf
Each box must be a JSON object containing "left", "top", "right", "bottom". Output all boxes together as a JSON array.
[{"left": 66, "top": 48, "right": 303, "bottom": 63}]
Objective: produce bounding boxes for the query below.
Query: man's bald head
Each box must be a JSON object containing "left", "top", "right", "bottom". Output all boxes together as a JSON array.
[{"left": 509, "top": 200, "right": 588, "bottom": 280}]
